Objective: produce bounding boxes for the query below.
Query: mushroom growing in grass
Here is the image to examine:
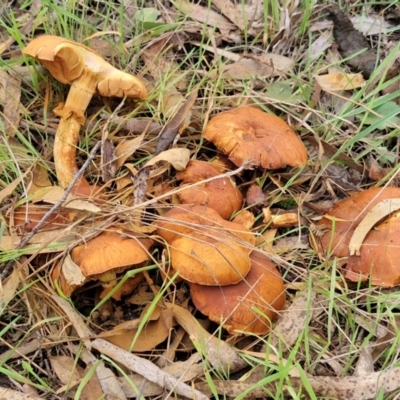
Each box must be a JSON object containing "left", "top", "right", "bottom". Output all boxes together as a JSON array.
[
  {"left": 203, "top": 107, "right": 308, "bottom": 169},
  {"left": 157, "top": 204, "right": 255, "bottom": 285},
  {"left": 53, "top": 231, "right": 153, "bottom": 298},
  {"left": 190, "top": 251, "right": 285, "bottom": 335},
  {"left": 176, "top": 160, "right": 243, "bottom": 220},
  {"left": 314, "top": 186, "right": 400, "bottom": 287},
  {"left": 23, "top": 35, "right": 147, "bottom": 188}
]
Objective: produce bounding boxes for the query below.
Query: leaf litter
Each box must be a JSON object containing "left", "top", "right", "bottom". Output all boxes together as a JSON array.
[{"left": 3, "top": 1, "right": 400, "bottom": 399}]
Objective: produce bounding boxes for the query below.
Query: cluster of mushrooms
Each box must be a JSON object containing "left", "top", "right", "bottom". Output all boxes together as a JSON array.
[{"left": 25, "top": 34, "right": 400, "bottom": 336}]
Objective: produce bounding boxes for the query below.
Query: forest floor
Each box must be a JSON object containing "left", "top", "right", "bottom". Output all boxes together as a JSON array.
[{"left": 2, "top": 1, "right": 400, "bottom": 399}]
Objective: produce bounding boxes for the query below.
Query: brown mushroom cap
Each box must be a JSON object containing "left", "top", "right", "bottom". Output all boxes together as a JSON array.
[
  {"left": 316, "top": 187, "right": 400, "bottom": 257},
  {"left": 190, "top": 251, "right": 286, "bottom": 334},
  {"left": 203, "top": 107, "right": 308, "bottom": 169},
  {"left": 71, "top": 231, "right": 153, "bottom": 278},
  {"left": 157, "top": 204, "right": 255, "bottom": 285},
  {"left": 176, "top": 160, "right": 243, "bottom": 219},
  {"left": 344, "top": 213, "right": 400, "bottom": 286}
]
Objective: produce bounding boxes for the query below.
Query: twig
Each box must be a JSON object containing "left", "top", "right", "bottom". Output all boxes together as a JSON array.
[{"left": 0, "top": 141, "right": 101, "bottom": 281}]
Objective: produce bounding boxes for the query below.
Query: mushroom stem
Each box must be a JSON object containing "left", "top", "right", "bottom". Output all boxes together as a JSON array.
[{"left": 53, "top": 77, "right": 97, "bottom": 188}]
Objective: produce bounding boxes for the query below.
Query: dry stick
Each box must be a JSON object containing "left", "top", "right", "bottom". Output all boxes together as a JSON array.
[
  {"left": 0, "top": 141, "right": 101, "bottom": 281},
  {"left": 91, "top": 339, "right": 209, "bottom": 400}
]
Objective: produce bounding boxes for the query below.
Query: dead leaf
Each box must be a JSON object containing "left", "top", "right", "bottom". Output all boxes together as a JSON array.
[
  {"left": 196, "top": 366, "right": 400, "bottom": 399},
  {"left": 168, "top": 303, "right": 246, "bottom": 373},
  {"left": 115, "top": 133, "right": 145, "bottom": 169},
  {"left": 354, "top": 347, "right": 374, "bottom": 377},
  {"left": 27, "top": 165, "right": 52, "bottom": 196},
  {"left": 0, "top": 268, "right": 20, "bottom": 307},
  {"left": 349, "top": 199, "right": 400, "bottom": 255},
  {"left": 315, "top": 72, "right": 365, "bottom": 91},
  {"left": 101, "top": 139, "right": 117, "bottom": 182},
  {"left": 271, "top": 236, "right": 309, "bottom": 254},
  {"left": 49, "top": 355, "right": 82, "bottom": 386},
  {"left": 351, "top": 15, "right": 392, "bottom": 36},
  {"left": 92, "top": 338, "right": 209, "bottom": 400},
  {"left": 0, "top": 387, "right": 42, "bottom": 400},
  {"left": 222, "top": 58, "right": 273, "bottom": 80},
  {"left": 77, "top": 346, "right": 127, "bottom": 400},
  {"left": 118, "top": 354, "right": 203, "bottom": 397},
  {"left": 261, "top": 228, "right": 278, "bottom": 253},
  {"left": 211, "top": 0, "right": 263, "bottom": 35},
  {"left": 37, "top": 186, "right": 101, "bottom": 213},
  {"left": 61, "top": 253, "right": 86, "bottom": 287},
  {"left": 144, "top": 148, "right": 190, "bottom": 171},
  {"left": 100, "top": 305, "right": 172, "bottom": 352},
  {"left": 0, "top": 167, "right": 32, "bottom": 203},
  {"left": 0, "top": 70, "right": 22, "bottom": 136},
  {"left": 154, "top": 90, "right": 197, "bottom": 155},
  {"left": 269, "top": 289, "right": 317, "bottom": 349}
]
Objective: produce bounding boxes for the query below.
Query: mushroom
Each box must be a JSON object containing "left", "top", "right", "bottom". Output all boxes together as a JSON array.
[
  {"left": 315, "top": 187, "right": 400, "bottom": 257},
  {"left": 23, "top": 35, "right": 148, "bottom": 188},
  {"left": 176, "top": 160, "right": 243, "bottom": 219},
  {"left": 203, "top": 107, "right": 308, "bottom": 169},
  {"left": 344, "top": 212, "right": 400, "bottom": 286},
  {"left": 190, "top": 251, "right": 285, "bottom": 334},
  {"left": 314, "top": 187, "right": 400, "bottom": 286},
  {"left": 53, "top": 231, "right": 152, "bottom": 298},
  {"left": 157, "top": 204, "right": 255, "bottom": 285}
]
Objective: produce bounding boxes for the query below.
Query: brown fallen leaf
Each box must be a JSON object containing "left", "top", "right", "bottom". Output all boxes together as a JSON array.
[
  {"left": 348, "top": 198, "right": 400, "bottom": 255},
  {"left": 268, "top": 289, "right": 317, "bottom": 349},
  {"left": 196, "top": 366, "right": 400, "bottom": 399},
  {"left": 0, "top": 70, "right": 22, "bottom": 136},
  {"left": 0, "top": 387, "right": 42, "bottom": 400},
  {"left": 154, "top": 90, "right": 197, "bottom": 155},
  {"left": 118, "top": 354, "right": 203, "bottom": 398},
  {"left": 115, "top": 133, "right": 145, "bottom": 169},
  {"left": 211, "top": 0, "right": 263, "bottom": 36},
  {"left": 315, "top": 72, "right": 365, "bottom": 91},
  {"left": 100, "top": 305, "right": 173, "bottom": 352},
  {"left": 49, "top": 355, "right": 82, "bottom": 387},
  {"left": 0, "top": 268, "right": 20, "bottom": 308},
  {"left": 168, "top": 303, "right": 246, "bottom": 373},
  {"left": 0, "top": 167, "right": 32, "bottom": 203},
  {"left": 77, "top": 346, "right": 127, "bottom": 400},
  {"left": 144, "top": 148, "right": 190, "bottom": 171}
]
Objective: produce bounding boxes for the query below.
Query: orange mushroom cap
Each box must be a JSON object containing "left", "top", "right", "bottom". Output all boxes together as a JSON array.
[
  {"left": 314, "top": 187, "right": 400, "bottom": 287},
  {"left": 190, "top": 251, "right": 286, "bottom": 334},
  {"left": 157, "top": 204, "right": 255, "bottom": 285},
  {"left": 176, "top": 160, "right": 243, "bottom": 220},
  {"left": 344, "top": 213, "right": 400, "bottom": 287},
  {"left": 71, "top": 231, "right": 152, "bottom": 278},
  {"left": 203, "top": 107, "right": 308, "bottom": 169},
  {"left": 315, "top": 187, "right": 400, "bottom": 258}
]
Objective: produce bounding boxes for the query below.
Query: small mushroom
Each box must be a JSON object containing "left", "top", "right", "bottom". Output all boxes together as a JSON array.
[
  {"left": 314, "top": 187, "right": 400, "bottom": 286},
  {"left": 203, "top": 107, "right": 308, "bottom": 169},
  {"left": 23, "top": 35, "right": 147, "bottom": 188},
  {"left": 157, "top": 204, "right": 255, "bottom": 285},
  {"left": 53, "top": 231, "right": 152, "bottom": 298},
  {"left": 190, "top": 251, "right": 285, "bottom": 334},
  {"left": 176, "top": 160, "right": 243, "bottom": 219}
]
